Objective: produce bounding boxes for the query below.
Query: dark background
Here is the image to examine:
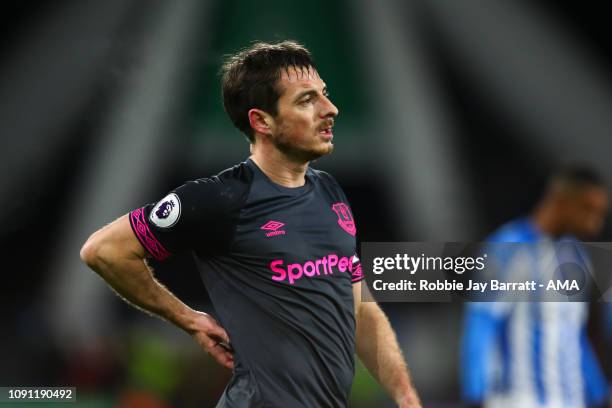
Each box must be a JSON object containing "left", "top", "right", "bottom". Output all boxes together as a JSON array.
[{"left": 1, "top": 0, "right": 612, "bottom": 406}]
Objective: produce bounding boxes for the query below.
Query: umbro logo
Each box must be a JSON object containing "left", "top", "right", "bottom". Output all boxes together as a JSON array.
[{"left": 261, "top": 220, "right": 286, "bottom": 237}]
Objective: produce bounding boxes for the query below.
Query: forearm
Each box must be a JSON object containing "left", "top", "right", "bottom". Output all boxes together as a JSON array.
[
  {"left": 356, "top": 303, "right": 420, "bottom": 407},
  {"left": 80, "top": 217, "right": 197, "bottom": 334}
]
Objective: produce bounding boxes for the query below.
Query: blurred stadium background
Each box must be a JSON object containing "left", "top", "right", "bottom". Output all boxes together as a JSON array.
[{"left": 2, "top": 0, "right": 612, "bottom": 406}]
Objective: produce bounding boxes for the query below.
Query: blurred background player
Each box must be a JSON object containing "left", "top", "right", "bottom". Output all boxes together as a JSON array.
[{"left": 461, "top": 165, "right": 610, "bottom": 408}]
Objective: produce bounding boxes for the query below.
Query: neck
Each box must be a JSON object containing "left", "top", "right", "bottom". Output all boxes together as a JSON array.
[
  {"left": 532, "top": 201, "right": 563, "bottom": 237},
  {"left": 250, "top": 142, "right": 309, "bottom": 188}
]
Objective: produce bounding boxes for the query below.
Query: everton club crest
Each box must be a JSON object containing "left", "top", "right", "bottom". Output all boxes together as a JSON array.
[{"left": 332, "top": 203, "right": 356, "bottom": 236}]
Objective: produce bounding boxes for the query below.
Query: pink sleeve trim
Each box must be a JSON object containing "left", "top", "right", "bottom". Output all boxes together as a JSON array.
[
  {"left": 351, "top": 263, "right": 363, "bottom": 283},
  {"left": 129, "top": 207, "right": 171, "bottom": 261}
]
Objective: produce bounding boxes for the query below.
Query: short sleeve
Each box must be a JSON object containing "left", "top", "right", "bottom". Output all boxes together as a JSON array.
[
  {"left": 315, "top": 169, "right": 361, "bottom": 283},
  {"left": 330, "top": 177, "right": 360, "bottom": 283},
  {"left": 129, "top": 177, "right": 242, "bottom": 261},
  {"left": 351, "top": 254, "right": 363, "bottom": 284}
]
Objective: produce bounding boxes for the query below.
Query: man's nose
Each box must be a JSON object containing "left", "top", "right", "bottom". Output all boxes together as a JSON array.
[{"left": 320, "top": 95, "right": 339, "bottom": 118}]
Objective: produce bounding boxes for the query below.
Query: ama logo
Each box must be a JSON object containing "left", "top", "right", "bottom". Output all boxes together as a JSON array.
[
  {"left": 150, "top": 193, "right": 181, "bottom": 228},
  {"left": 332, "top": 203, "right": 356, "bottom": 236}
]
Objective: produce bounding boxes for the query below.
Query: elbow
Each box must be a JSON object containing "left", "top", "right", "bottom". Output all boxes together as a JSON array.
[
  {"left": 80, "top": 215, "right": 137, "bottom": 271},
  {"left": 80, "top": 235, "right": 103, "bottom": 269}
]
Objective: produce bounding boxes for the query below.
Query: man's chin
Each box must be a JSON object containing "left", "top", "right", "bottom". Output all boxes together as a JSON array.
[
  {"left": 320, "top": 142, "right": 334, "bottom": 155},
  {"left": 275, "top": 139, "right": 334, "bottom": 163},
  {"left": 306, "top": 143, "right": 334, "bottom": 161}
]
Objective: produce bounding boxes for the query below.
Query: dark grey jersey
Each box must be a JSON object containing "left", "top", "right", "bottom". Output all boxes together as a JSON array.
[{"left": 129, "top": 159, "right": 363, "bottom": 407}]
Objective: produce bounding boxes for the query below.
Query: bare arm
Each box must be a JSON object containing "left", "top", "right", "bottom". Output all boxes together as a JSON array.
[
  {"left": 353, "top": 282, "right": 421, "bottom": 408},
  {"left": 80, "top": 214, "right": 234, "bottom": 369}
]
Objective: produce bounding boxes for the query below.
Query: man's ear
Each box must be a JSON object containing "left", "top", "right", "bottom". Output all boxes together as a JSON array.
[{"left": 248, "top": 108, "right": 273, "bottom": 136}]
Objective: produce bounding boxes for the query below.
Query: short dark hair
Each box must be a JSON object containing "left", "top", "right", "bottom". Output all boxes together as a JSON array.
[
  {"left": 221, "top": 40, "right": 316, "bottom": 142},
  {"left": 549, "top": 164, "right": 605, "bottom": 193}
]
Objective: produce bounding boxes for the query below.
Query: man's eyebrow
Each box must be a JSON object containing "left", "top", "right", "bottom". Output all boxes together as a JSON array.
[{"left": 293, "top": 86, "right": 328, "bottom": 102}]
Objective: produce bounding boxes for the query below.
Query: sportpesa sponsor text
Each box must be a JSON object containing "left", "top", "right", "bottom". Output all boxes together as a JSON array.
[{"left": 270, "top": 253, "right": 358, "bottom": 284}]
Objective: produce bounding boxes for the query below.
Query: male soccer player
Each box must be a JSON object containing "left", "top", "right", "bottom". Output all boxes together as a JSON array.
[
  {"left": 80, "top": 41, "right": 421, "bottom": 407},
  {"left": 461, "top": 166, "right": 609, "bottom": 408}
]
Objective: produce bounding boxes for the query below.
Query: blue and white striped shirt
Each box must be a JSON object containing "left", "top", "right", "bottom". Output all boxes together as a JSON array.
[{"left": 461, "top": 217, "right": 607, "bottom": 407}]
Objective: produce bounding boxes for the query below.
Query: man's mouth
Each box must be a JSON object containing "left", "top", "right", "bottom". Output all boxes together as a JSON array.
[{"left": 318, "top": 123, "right": 334, "bottom": 139}]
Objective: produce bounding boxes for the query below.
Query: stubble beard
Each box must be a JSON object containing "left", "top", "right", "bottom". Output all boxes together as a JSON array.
[{"left": 272, "top": 129, "right": 334, "bottom": 163}]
